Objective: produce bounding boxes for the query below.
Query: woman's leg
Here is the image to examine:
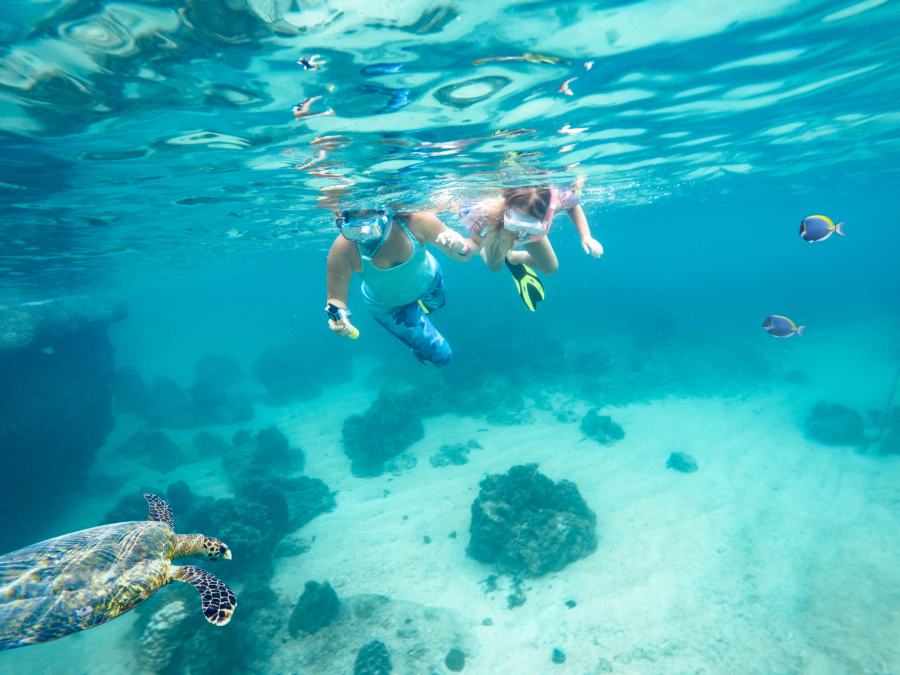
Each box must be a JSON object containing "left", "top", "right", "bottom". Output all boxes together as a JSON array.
[
  {"left": 506, "top": 236, "right": 559, "bottom": 275},
  {"left": 369, "top": 271, "right": 451, "bottom": 367}
]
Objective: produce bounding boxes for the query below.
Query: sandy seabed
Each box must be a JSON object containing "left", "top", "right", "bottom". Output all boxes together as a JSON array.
[{"left": 4, "top": 349, "right": 900, "bottom": 675}]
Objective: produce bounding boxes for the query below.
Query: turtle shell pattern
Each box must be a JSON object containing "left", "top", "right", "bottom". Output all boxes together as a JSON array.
[{"left": 0, "top": 520, "right": 175, "bottom": 650}]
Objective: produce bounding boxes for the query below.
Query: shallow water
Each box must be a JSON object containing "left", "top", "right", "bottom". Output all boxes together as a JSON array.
[{"left": 2, "top": 1, "right": 900, "bottom": 674}]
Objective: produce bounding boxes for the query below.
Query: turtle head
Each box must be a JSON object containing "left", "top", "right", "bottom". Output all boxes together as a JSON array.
[{"left": 201, "top": 537, "right": 232, "bottom": 561}]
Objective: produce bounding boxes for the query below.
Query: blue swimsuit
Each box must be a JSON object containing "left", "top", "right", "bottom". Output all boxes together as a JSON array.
[{"left": 358, "top": 219, "right": 452, "bottom": 367}]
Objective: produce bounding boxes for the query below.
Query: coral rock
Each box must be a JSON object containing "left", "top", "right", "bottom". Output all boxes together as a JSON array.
[
  {"left": 467, "top": 464, "right": 598, "bottom": 578},
  {"left": 580, "top": 409, "right": 625, "bottom": 444},
  {"left": 354, "top": 639, "right": 392, "bottom": 675},
  {"left": 805, "top": 401, "right": 866, "bottom": 446},
  {"left": 342, "top": 391, "right": 425, "bottom": 477},
  {"left": 140, "top": 600, "right": 190, "bottom": 672},
  {"left": 289, "top": 581, "right": 340, "bottom": 637},
  {"left": 445, "top": 647, "right": 466, "bottom": 671},
  {"left": 666, "top": 452, "right": 699, "bottom": 473}
]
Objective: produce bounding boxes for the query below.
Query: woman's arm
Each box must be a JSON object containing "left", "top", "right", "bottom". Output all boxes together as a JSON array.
[
  {"left": 407, "top": 212, "right": 476, "bottom": 262},
  {"left": 566, "top": 205, "right": 603, "bottom": 257},
  {"left": 326, "top": 236, "right": 357, "bottom": 335}
]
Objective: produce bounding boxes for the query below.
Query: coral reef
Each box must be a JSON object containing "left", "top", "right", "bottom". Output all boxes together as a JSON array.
[
  {"left": 139, "top": 600, "right": 190, "bottom": 672},
  {"left": 354, "top": 640, "right": 392, "bottom": 675},
  {"left": 0, "top": 296, "right": 125, "bottom": 552},
  {"left": 342, "top": 391, "right": 425, "bottom": 477},
  {"left": 273, "top": 535, "right": 312, "bottom": 558},
  {"left": 384, "top": 452, "right": 418, "bottom": 475},
  {"left": 252, "top": 340, "right": 352, "bottom": 405},
  {"left": 467, "top": 464, "right": 598, "bottom": 578},
  {"left": 192, "top": 431, "right": 231, "bottom": 459},
  {"left": 805, "top": 401, "right": 866, "bottom": 446},
  {"left": 666, "top": 452, "right": 699, "bottom": 473},
  {"left": 580, "top": 409, "right": 625, "bottom": 445},
  {"left": 289, "top": 581, "right": 340, "bottom": 637}
]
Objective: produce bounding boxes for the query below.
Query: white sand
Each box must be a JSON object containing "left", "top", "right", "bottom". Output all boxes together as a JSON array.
[{"left": 4, "top": 350, "right": 900, "bottom": 674}]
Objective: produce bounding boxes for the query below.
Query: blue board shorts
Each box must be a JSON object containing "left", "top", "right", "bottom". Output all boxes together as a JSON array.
[{"left": 363, "top": 267, "right": 452, "bottom": 367}]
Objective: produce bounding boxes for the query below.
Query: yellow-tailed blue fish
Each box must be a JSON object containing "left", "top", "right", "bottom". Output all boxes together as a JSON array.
[
  {"left": 800, "top": 215, "right": 844, "bottom": 243},
  {"left": 762, "top": 315, "right": 804, "bottom": 338}
]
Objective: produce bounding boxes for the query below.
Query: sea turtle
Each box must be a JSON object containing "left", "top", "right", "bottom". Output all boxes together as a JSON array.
[{"left": 0, "top": 493, "right": 237, "bottom": 651}]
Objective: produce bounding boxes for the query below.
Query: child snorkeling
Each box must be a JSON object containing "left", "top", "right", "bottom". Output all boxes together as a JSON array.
[
  {"left": 325, "top": 208, "right": 473, "bottom": 367},
  {"left": 458, "top": 186, "right": 602, "bottom": 310}
]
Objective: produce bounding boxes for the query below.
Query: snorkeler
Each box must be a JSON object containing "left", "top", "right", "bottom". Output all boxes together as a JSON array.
[
  {"left": 325, "top": 208, "right": 474, "bottom": 367},
  {"left": 457, "top": 186, "right": 602, "bottom": 311}
]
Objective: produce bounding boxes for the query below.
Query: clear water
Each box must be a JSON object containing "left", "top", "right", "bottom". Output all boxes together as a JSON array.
[{"left": 2, "top": 0, "right": 900, "bottom": 673}]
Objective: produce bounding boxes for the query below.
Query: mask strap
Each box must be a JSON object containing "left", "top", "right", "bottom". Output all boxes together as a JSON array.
[{"left": 543, "top": 188, "right": 559, "bottom": 227}]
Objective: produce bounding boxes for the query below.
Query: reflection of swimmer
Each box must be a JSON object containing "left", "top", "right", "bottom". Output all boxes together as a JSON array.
[
  {"left": 297, "top": 54, "right": 325, "bottom": 70},
  {"left": 361, "top": 63, "right": 405, "bottom": 75},
  {"left": 325, "top": 208, "right": 475, "bottom": 367},
  {"left": 457, "top": 186, "right": 602, "bottom": 310},
  {"left": 473, "top": 52, "right": 566, "bottom": 66},
  {"left": 558, "top": 77, "right": 577, "bottom": 96},
  {"left": 292, "top": 97, "right": 334, "bottom": 120},
  {"left": 357, "top": 85, "right": 412, "bottom": 114}
]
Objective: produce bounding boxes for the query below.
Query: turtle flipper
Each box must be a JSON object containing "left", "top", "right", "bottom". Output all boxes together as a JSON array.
[
  {"left": 171, "top": 566, "right": 237, "bottom": 626},
  {"left": 144, "top": 494, "right": 174, "bottom": 528}
]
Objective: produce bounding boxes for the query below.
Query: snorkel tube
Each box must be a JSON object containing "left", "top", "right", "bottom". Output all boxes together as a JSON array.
[{"left": 325, "top": 302, "right": 360, "bottom": 339}]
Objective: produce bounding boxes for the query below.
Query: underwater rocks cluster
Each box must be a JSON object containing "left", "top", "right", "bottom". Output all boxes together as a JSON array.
[
  {"left": 805, "top": 401, "right": 866, "bottom": 446},
  {"left": 0, "top": 295, "right": 127, "bottom": 553},
  {"left": 467, "top": 464, "right": 598, "bottom": 578},
  {"left": 580, "top": 408, "right": 625, "bottom": 445},
  {"left": 115, "top": 353, "right": 253, "bottom": 428},
  {"left": 271, "top": 591, "right": 473, "bottom": 675}
]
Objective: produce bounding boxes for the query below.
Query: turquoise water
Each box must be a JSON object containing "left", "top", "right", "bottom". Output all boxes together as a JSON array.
[{"left": 2, "top": 0, "right": 900, "bottom": 673}]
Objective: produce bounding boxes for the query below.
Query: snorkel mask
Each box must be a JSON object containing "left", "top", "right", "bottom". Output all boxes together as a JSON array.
[
  {"left": 503, "top": 188, "right": 558, "bottom": 237},
  {"left": 337, "top": 208, "right": 394, "bottom": 256}
]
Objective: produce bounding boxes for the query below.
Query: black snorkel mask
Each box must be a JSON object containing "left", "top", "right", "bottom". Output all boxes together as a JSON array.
[{"left": 337, "top": 209, "right": 394, "bottom": 257}]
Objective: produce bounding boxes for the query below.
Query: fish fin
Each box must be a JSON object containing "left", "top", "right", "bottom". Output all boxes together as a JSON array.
[
  {"left": 796, "top": 326, "right": 805, "bottom": 336},
  {"left": 833, "top": 221, "right": 845, "bottom": 236}
]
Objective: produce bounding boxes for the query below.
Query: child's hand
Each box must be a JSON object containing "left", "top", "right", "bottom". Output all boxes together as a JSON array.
[
  {"left": 436, "top": 230, "right": 471, "bottom": 255},
  {"left": 582, "top": 237, "right": 604, "bottom": 257}
]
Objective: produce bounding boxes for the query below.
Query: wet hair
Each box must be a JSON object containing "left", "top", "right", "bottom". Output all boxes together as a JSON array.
[{"left": 501, "top": 187, "right": 551, "bottom": 220}]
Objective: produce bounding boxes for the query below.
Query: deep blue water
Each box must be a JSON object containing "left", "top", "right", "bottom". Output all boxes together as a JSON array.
[{"left": 2, "top": 1, "right": 900, "bottom": 673}]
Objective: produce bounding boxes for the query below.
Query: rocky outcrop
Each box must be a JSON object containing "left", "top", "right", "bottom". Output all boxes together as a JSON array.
[
  {"left": 342, "top": 391, "right": 425, "bottom": 477},
  {"left": 0, "top": 296, "right": 126, "bottom": 553},
  {"left": 289, "top": 581, "right": 339, "bottom": 637},
  {"left": 580, "top": 409, "right": 625, "bottom": 445},
  {"left": 467, "top": 464, "right": 598, "bottom": 578}
]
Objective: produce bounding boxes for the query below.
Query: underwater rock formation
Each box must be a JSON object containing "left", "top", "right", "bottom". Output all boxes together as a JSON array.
[
  {"left": 115, "top": 430, "right": 182, "bottom": 474},
  {"left": 444, "top": 647, "right": 466, "bottom": 671},
  {"left": 879, "top": 406, "right": 900, "bottom": 455},
  {"left": 355, "top": 640, "right": 392, "bottom": 675},
  {"left": 192, "top": 431, "right": 231, "bottom": 459},
  {"left": 805, "top": 401, "right": 866, "bottom": 446},
  {"left": 0, "top": 295, "right": 126, "bottom": 552},
  {"left": 429, "top": 441, "right": 480, "bottom": 467},
  {"left": 666, "top": 452, "right": 699, "bottom": 473},
  {"left": 114, "top": 359, "right": 253, "bottom": 429},
  {"left": 580, "top": 409, "right": 625, "bottom": 445},
  {"left": 289, "top": 581, "right": 340, "bottom": 637},
  {"left": 252, "top": 340, "right": 351, "bottom": 405},
  {"left": 342, "top": 390, "right": 425, "bottom": 477},
  {"left": 467, "top": 464, "right": 598, "bottom": 578},
  {"left": 139, "top": 600, "right": 190, "bottom": 672}
]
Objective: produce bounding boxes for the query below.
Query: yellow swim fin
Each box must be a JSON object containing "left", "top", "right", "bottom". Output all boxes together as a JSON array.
[{"left": 505, "top": 260, "right": 545, "bottom": 311}]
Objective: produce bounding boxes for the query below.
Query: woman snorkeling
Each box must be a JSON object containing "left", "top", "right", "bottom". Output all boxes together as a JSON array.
[
  {"left": 325, "top": 208, "right": 473, "bottom": 367},
  {"left": 458, "top": 186, "right": 602, "bottom": 310}
]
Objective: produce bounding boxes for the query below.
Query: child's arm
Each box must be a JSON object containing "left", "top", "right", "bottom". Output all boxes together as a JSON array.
[
  {"left": 409, "top": 212, "right": 477, "bottom": 262},
  {"left": 566, "top": 204, "right": 603, "bottom": 258},
  {"left": 326, "top": 236, "right": 357, "bottom": 336}
]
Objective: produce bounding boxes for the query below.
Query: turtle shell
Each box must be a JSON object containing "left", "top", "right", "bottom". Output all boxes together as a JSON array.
[{"left": 0, "top": 520, "right": 175, "bottom": 650}]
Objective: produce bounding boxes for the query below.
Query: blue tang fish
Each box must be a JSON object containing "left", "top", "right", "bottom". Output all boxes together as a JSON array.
[
  {"left": 762, "top": 315, "right": 804, "bottom": 338},
  {"left": 800, "top": 215, "right": 844, "bottom": 243}
]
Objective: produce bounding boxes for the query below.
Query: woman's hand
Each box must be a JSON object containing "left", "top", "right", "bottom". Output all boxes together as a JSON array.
[
  {"left": 581, "top": 236, "right": 604, "bottom": 258},
  {"left": 436, "top": 229, "right": 471, "bottom": 255}
]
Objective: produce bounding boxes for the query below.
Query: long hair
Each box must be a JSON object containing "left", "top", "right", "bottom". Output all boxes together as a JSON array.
[{"left": 501, "top": 187, "right": 551, "bottom": 220}]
